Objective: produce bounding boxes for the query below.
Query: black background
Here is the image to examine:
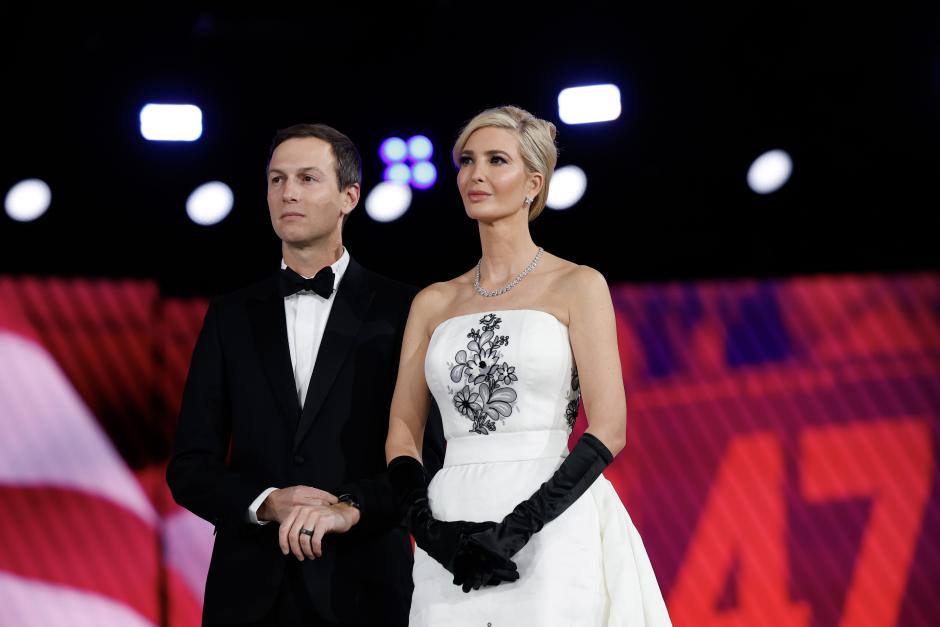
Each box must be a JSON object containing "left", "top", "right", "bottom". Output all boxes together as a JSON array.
[{"left": 1, "top": 4, "right": 937, "bottom": 297}]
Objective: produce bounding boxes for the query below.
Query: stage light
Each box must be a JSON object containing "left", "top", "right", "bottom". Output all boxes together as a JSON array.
[
  {"left": 140, "top": 104, "right": 203, "bottom": 141},
  {"left": 186, "top": 181, "right": 233, "bottom": 225},
  {"left": 558, "top": 84, "right": 621, "bottom": 124},
  {"left": 407, "top": 135, "right": 434, "bottom": 161},
  {"left": 546, "top": 165, "right": 587, "bottom": 210},
  {"left": 380, "top": 137, "right": 408, "bottom": 164},
  {"left": 747, "top": 149, "right": 792, "bottom": 194},
  {"left": 411, "top": 162, "right": 437, "bottom": 190},
  {"left": 5, "top": 178, "right": 51, "bottom": 222},
  {"left": 384, "top": 163, "right": 412, "bottom": 184},
  {"left": 365, "top": 182, "right": 411, "bottom": 223}
]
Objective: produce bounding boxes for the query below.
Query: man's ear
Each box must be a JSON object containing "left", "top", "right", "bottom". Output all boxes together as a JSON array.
[{"left": 342, "top": 183, "right": 360, "bottom": 215}]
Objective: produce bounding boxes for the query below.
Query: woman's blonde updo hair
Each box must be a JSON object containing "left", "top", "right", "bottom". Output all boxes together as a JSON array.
[{"left": 452, "top": 105, "right": 558, "bottom": 221}]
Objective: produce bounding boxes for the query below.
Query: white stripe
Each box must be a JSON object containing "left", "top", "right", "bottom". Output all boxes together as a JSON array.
[
  {"left": 0, "top": 331, "right": 156, "bottom": 523},
  {"left": 162, "top": 508, "right": 213, "bottom": 601},
  {"left": 0, "top": 571, "right": 155, "bottom": 627}
]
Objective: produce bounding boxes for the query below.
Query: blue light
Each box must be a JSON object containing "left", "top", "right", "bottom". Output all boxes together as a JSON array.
[
  {"left": 407, "top": 135, "right": 434, "bottom": 161},
  {"left": 380, "top": 137, "right": 408, "bottom": 164},
  {"left": 139, "top": 104, "right": 203, "bottom": 141},
  {"left": 411, "top": 161, "right": 437, "bottom": 189},
  {"left": 384, "top": 163, "right": 411, "bottom": 184}
]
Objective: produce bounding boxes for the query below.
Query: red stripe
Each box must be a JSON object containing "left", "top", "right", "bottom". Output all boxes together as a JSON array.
[
  {"left": 0, "top": 278, "right": 42, "bottom": 342},
  {"left": 135, "top": 462, "right": 179, "bottom": 518},
  {"left": 164, "top": 564, "right": 204, "bottom": 627},
  {"left": 0, "top": 485, "right": 161, "bottom": 623}
]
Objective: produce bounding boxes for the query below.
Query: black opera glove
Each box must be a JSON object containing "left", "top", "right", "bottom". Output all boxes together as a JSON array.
[
  {"left": 459, "top": 433, "right": 614, "bottom": 571},
  {"left": 387, "top": 455, "right": 519, "bottom": 592}
]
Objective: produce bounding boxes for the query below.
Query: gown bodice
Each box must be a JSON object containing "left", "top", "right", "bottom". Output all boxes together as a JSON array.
[{"left": 425, "top": 309, "right": 580, "bottom": 445}]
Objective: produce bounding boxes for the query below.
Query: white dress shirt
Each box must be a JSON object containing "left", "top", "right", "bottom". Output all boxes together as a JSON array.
[{"left": 247, "top": 248, "right": 351, "bottom": 524}]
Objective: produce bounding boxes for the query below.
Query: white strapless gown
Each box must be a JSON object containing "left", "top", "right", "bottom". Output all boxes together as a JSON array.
[{"left": 411, "top": 309, "right": 672, "bottom": 626}]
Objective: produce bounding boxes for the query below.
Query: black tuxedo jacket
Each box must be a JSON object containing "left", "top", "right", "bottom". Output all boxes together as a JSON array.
[{"left": 167, "top": 258, "right": 442, "bottom": 625}]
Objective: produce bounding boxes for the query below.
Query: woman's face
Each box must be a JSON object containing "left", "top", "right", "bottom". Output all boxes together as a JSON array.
[{"left": 456, "top": 126, "right": 540, "bottom": 222}]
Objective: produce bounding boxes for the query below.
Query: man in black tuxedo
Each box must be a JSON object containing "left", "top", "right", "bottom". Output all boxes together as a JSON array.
[{"left": 167, "top": 123, "right": 441, "bottom": 626}]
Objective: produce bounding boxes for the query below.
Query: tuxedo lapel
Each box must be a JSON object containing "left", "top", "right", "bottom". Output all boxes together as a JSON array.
[
  {"left": 293, "top": 257, "right": 374, "bottom": 452},
  {"left": 247, "top": 277, "right": 301, "bottom": 430}
]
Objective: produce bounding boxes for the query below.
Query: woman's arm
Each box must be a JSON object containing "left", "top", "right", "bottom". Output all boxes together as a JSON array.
[
  {"left": 384, "top": 285, "right": 517, "bottom": 591},
  {"left": 385, "top": 285, "right": 442, "bottom": 463},
  {"left": 567, "top": 265, "right": 627, "bottom": 456}
]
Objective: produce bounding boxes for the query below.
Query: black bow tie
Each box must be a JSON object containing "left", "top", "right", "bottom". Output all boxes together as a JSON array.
[{"left": 279, "top": 266, "right": 335, "bottom": 299}]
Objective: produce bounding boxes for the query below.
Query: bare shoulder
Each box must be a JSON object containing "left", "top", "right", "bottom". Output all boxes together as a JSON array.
[
  {"left": 416, "top": 271, "right": 473, "bottom": 306},
  {"left": 548, "top": 256, "right": 608, "bottom": 294},
  {"left": 411, "top": 273, "right": 471, "bottom": 337},
  {"left": 573, "top": 264, "right": 609, "bottom": 291},
  {"left": 410, "top": 282, "right": 450, "bottom": 326},
  {"left": 554, "top": 262, "right": 612, "bottom": 320}
]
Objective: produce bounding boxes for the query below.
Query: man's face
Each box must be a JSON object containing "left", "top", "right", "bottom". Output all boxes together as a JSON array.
[{"left": 267, "top": 137, "right": 354, "bottom": 247}]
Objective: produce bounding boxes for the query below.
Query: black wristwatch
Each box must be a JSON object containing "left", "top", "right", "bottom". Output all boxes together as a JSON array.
[{"left": 337, "top": 493, "right": 360, "bottom": 510}]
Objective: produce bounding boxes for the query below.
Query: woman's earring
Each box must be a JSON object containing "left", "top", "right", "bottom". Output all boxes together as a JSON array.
[{"left": 524, "top": 196, "right": 533, "bottom": 206}]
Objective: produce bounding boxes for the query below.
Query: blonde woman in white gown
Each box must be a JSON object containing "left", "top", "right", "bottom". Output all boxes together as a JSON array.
[{"left": 385, "top": 105, "right": 672, "bottom": 626}]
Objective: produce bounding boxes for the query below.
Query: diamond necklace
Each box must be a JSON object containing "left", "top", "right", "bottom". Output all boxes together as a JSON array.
[{"left": 473, "top": 247, "right": 544, "bottom": 298}]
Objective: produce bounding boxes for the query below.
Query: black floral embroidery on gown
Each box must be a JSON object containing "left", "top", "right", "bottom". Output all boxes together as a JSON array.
[
  {"left": 449, "top": 314, "right": 518, "bottom": 434},
  {"left": 565, "top": 366, "right": 581, "bottom": 430}
]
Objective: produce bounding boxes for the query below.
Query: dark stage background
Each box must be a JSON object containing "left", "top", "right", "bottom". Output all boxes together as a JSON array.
[{"left": 1, "top": 5, "right": 937, "bottom": 292}]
